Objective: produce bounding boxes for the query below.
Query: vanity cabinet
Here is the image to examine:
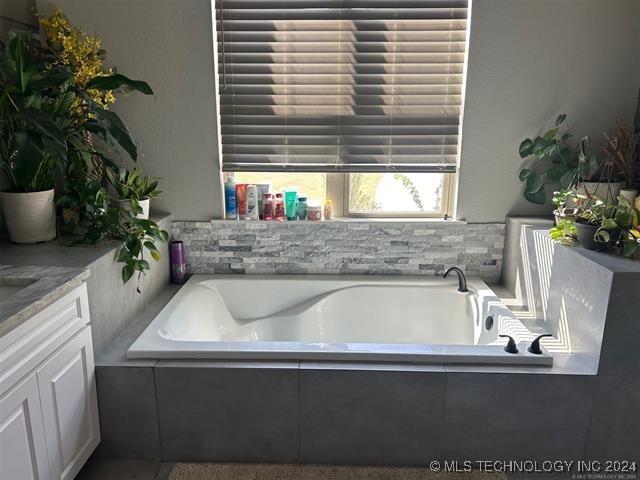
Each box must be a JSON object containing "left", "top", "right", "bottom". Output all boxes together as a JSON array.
[
  {"left": 0, "top": 284, "right": 99, "bottom": 480},
  {"left": 0, "top": 373, "right": 51, "bottom": 480}
]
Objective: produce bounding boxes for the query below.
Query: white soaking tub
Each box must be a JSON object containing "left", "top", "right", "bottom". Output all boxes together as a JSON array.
[{"left": 128, "top": 275, "right": 552, "bottom": 366}]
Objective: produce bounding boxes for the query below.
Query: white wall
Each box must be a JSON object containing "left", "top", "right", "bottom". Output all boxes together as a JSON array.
[
  {"left": 456, "top": 0, "right": 640, "bottom": 222},
  {"left": 33, "top": 0, "right": 640, "bottom": 222},
  {"left": 36, "top": 0, "right": 224, "bottom": 220}
]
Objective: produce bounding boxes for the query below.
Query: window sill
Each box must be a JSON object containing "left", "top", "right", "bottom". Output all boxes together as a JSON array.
[
  {"left": 331, "top": 216, "right": 464, "bottom": 224},
  {"left": 212, "top": 217, "right": 466, "bottom": 225}
]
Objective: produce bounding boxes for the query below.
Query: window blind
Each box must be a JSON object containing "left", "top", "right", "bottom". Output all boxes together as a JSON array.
[{"left": 215, "top": 0, "right": 468, "bottom": 173}]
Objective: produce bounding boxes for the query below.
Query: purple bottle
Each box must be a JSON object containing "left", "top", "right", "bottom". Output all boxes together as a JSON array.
[{"left": 170, "top": 241, "right": 187, "bottom": 284}]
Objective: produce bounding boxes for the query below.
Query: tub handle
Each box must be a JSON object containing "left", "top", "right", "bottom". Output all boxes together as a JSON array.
[
  {"left": 498, "top": 334, "right": 518, "bottom": 354},
  {"left": 527, "top": 334, "right": 553, "bottom": 355}
]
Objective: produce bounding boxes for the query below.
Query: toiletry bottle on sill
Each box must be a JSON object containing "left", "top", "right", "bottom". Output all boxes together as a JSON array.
[
  {"left": 224, "top": 177, "right": 237, "bottom": 220},
  {"left": 324, "top": 199, "right": 332, "bottom": 220},
  {"left": 274, "top": 193, "right": 285, "bottom": 221},
  {"left": 263, "top": 193, "right": 274, "bottom": 221},
  {"left": 236, "top": 184, "right": 248, "bottom": 219},
  {"left": 246, "top": 184, "right": 259, "bottom": 220}
]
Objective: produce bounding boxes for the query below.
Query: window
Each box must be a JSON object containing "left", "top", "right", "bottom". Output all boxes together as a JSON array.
[{"left": 216, "top": 0, "right": 468, "bottom": 217}]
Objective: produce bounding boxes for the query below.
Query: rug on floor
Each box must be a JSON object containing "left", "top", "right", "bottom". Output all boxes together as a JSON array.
[{"left": 168, "top": 463, "right": 507, "bottom": 480}]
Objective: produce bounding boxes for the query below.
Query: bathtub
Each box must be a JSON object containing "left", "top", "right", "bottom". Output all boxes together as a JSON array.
[{"left": 128, "top": 275, "right": 552, "bottom": 366}]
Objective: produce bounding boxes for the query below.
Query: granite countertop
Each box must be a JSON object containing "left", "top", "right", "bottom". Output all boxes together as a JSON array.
[{"left": 0, "top": 265, "right": 91, "bottom": 338}]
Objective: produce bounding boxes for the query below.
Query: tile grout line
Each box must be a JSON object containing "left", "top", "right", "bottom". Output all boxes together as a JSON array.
[
  {"left": 438, "top": 372, "right": 449, "bottom": 461},
  {"left": 152, "top": 365, "right": 165, "bottom": 463},
  {"left": 296, "top": 361, "right": 302, "bottom": 463}
]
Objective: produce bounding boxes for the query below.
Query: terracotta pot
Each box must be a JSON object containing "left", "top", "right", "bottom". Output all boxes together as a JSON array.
[
  {"left": 114, "top": 198, "right": 150, "bottom": 219},
  {"left": 1, "top": 190, "right": 56, "bottom": 243}
]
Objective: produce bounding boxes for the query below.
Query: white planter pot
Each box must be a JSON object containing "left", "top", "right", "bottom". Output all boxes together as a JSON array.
[
  {"left": 1, "top": 190, "right": 56, "bottom": 243},
  {"left": 577, "top": 181, "right": 625, "bottom": 204},
  {"left": 114, "top": 198, "right": 150, "bottom": 219},
  {"left": 620, "top": 189, "right": 638, "bottom": 205}
]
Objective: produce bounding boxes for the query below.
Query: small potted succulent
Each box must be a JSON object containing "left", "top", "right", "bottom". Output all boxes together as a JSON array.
[{"left": 108, "top": 167, "right": 161, "bottom": 220}]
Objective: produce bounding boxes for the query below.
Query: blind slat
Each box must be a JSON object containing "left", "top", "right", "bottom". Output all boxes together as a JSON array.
[{"left": 217, "top": 0, "right": 468, "bottom": 172}]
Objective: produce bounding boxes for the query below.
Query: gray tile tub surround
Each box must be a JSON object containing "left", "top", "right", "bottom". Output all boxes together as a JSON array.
[
  {"left": 585, "top": 375, "right": 640, "bottom": 462},
  {"left": 172, "top": 220, "right": 505, "bottom": 282},
  {"left": 441, "top": 373, "right": 596, "bottom": 463},
  {"left": 300, "top": 364, "right": 446, "bottom": 466},
  {"left": 154, "top": 362, "right": 300, "bottom": 463}
]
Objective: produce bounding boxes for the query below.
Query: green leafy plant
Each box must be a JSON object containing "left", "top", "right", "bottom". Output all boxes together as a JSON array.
[
  {"left": 2, "top": 23, "right": 167, "bottom": 288},
  {"left": 0, "top": 32, "right": 69, "bottom": 192},
  {"left": 594, "top": 195, "right": 640, "bottom": 257},
  {"left": 549, "top": 190, "right": 577, "bottom": 244},
  {"left": 115, "top": 208, "right": 169, "bottom": 289},
  {"left": 517, "top": 114, "right": 599, "bottom": 205},
  {"left": 108, "top": 167, "right": 161, "bottom": 201}
]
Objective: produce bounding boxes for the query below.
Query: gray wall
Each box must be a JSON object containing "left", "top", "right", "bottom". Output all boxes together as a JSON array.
[
  {"left": 1, "top": 0, "right": 37, "bottom": 38},
  {"left": 456, "top": 0, "right": 640, "bottom": 222},
  {"left": 34, "top": 0, "right": 640, "bottom": 222},
  {"left": 36, "top": 0, "right": 224, "bottom": 221}
]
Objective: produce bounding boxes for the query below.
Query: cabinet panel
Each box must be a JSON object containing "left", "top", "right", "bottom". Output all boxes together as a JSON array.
[
  {"left": 0, "top": 374, "right": 50, "bottom": 480},
  {"left": 37, "top": 327, "right": 100, "bottom": 480}
]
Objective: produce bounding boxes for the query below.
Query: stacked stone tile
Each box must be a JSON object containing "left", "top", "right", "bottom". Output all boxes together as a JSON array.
[{"left": 172, "top": 220, "right": 505, "bottom": 282}]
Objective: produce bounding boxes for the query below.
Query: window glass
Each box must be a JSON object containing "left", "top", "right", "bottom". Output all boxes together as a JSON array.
[
  {"left": 232, "top": 172, "right": 327, "bottom": 204},
  {"left": 348, "top": 173, "right": 446, "bottom": 214}
]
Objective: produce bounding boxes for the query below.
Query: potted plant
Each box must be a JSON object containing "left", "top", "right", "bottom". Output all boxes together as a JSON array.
[
  {"left": 549, "top": 190, "right": 577, "bottom": 244},
  {"left": 38, "top": 9, "right": 168, "bottom": 288},
  {"left": 602, "top": 120, "right": 639, "bottom": 205},
  {"left": 517, "top": 114, "right": 632, "bottom": 206},
  {"left": 576, "top": 136, "right": 626, "bottom": 204},
  {"left": 567, "top": 191, "right": 609, "bottom": 251},
  {"left": 0, "top": 33, "right": 68, "bottom": 243},
  {"left": 594, "top": 195, "right": 640, "bottom": 258},
  {"left": 517, "top": 114, "right": 590, "bottom": 204},
  {"left": 108, "top": 167, "right": 161, "bottom": 220}
]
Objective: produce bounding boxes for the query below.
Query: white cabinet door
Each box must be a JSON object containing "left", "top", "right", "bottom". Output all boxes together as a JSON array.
[
  {"left": 37, "top": 327, "right": 100, "bottom": 480},
  {"left": 0, "top": 373, "right": 50, "bottom": 480}
]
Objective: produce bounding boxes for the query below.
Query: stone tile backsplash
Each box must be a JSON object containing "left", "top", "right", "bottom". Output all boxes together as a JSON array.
[{"left": 172, "top": 220, "right": 505, "bottom": 282}]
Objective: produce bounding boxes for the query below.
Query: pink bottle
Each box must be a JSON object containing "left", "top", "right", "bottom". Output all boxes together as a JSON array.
[
  {"left": 263, "top": 193, "right": 274, "bottom": 221},
  {"left": 274, "top": 193, "right": 285, "bottom": 221}
]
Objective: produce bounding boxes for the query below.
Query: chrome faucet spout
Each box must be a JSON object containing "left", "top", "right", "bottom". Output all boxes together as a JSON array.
[{"left": 443, "top": 266, "right": 468, "bottom": 293}]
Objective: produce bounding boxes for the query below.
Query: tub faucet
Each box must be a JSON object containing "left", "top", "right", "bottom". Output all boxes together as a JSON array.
[{"left": 443, "top": 267, "right": 468, "bottom": 293}]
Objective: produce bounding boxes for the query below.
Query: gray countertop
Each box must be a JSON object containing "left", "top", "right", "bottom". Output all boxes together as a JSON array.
[{"left": 0, "top": 265, "right": 91, "bottom": 338}]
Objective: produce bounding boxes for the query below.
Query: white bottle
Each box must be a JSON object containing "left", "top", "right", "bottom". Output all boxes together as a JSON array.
[{"left": 246, "top": 184, "right": 259, "bottom": 220}]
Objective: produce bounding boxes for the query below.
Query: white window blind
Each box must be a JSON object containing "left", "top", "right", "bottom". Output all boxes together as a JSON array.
[{"left": 216, "top": 0, "right": 468, "bottom": 172}]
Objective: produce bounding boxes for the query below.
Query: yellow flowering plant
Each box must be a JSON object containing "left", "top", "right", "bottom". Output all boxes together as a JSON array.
[{"left": 39, "top": 9, "right": 115, "bottom": 111}]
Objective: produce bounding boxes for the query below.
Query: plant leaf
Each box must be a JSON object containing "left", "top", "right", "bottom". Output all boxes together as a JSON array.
[
  {"left": 623, "top": 239, "right": 639, "bottom": 257},
  {"left": 555, "top": 113, "right": 567, "bottom": 126},
  {"left": 86, "top": 73, "right": 154, "bottom": 95},
  {"left": 518, "top": 139, "right": 534, "bottom": 158},
  {"left": 122, "top": 264, "right": 135, "bottom": 283},
  {"left": 524, "top": 188, "right": 546, "bottom": 205},
  {"left": 524, "top": 171, "right": 544, "bottom": 194},
  {"left": 518, "top": 168, "right": 531, "bottom": 182}
]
